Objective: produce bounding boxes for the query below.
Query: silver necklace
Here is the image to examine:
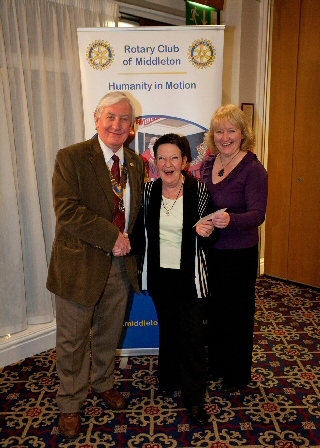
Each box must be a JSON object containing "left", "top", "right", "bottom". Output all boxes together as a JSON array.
[
  {"left": 162, "top": 182, "right": 183, "bottom": 216},
  {"left": 218, "top": 150, "right": 240, "bottom": 177}
]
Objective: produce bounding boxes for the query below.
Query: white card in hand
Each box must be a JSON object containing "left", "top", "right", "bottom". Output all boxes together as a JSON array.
[{"left": 193, "top": 208, "right": 227, "bottom": 227}]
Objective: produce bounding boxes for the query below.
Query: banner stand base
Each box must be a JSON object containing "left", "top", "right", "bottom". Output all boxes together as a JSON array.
[
  {"left": 116, "top": 348, "right": 159, "bottom": 357},
  {"left": 116, "top": 348, "right": 159, "bottom": 370}
]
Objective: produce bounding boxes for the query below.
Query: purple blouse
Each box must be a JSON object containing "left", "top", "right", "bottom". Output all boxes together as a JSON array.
[{"left": 200, "top": 151, "right": 268, "bottom": 249}]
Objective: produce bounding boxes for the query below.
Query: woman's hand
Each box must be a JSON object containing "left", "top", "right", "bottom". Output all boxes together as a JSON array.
[
  {"left": 212, "top": 211, "right": 230, "bottom": 229},
  {"left": 196, "top": 220, "right": 214, "bottom": 237}
]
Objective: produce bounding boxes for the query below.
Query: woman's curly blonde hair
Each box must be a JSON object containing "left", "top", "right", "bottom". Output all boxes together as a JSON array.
[{"left": 205, "top": 104, "right": 255, "bottom": 153}]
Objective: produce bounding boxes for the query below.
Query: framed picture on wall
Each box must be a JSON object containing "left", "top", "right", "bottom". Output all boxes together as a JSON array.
[{"left": 241, "top": 103, "right": 254, "bottom": 128}]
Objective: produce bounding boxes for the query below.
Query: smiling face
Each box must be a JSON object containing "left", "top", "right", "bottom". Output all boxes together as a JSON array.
[
  {"left": 94, "top": 100, "right": 132, "bottom": 152},
  {"left": 155, "top": 143, "right": 187, "bottom": 188},
  {"left": 213, "top": 120, "right": 244, "bottom": 157}
]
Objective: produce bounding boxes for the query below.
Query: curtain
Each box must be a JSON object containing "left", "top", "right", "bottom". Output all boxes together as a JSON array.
[{"left": 0, "top": 0, "right": 119, "bottom": 336}]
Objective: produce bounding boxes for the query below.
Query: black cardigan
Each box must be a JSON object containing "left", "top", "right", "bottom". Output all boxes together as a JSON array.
[{"left": 141, "top": 174, "right": 215, "bottom": 298}]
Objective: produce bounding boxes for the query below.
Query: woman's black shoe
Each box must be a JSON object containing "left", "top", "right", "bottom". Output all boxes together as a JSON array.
[
  {"left": 222, "top": 381, "right": 248, "bottom": 392},
  {"left": 157, "top": 386, "right": 174, "bottom": 397},
  {"left": 188, "top": 405, "right": 209, "bottom": 426},
  {"left": 222, "top": 384, "right": 237, "bottom": 393},
  {"left": 208, "top": 373, "right": 222, "bottom": 382}
]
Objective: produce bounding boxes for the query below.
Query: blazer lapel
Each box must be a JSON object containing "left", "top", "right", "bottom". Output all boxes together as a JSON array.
[
  {"left": 87, "top": 140, "right": 142, "bottom": 231},
  {"left": 88, "top": 136, "right": 114, "bottom": 212},
  {"left": 124, "top": 148, "right": 139, "bottom": 232}
]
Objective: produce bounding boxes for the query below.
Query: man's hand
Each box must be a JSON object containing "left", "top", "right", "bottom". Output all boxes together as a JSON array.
[{"left": 112, "top": 233, "right": 131, "bottom": 256}]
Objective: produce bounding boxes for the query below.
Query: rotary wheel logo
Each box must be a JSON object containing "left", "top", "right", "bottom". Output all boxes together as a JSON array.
[
  {"left": 86, "top": 40, "right": 115, "bottom": 70},
  {"left": 188, "top": 38, "right": 216, "bottom": 69}
]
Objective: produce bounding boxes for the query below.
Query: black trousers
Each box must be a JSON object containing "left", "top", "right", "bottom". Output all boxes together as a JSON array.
[
  {"left": 151, "top": 268, "right": 207, "bottom": 407},
  {"left": 207, "top": 245, "right": 258, "bottom": 387}
]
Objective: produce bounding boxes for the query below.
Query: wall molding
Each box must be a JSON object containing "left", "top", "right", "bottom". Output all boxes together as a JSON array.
[{"left": 0, "top": 320, "right": 56, "bottom": 368}]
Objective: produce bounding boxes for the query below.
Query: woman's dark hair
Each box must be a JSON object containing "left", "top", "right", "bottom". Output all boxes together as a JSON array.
[
  {"left": 153, "top": 133, "right": 188, "bottom": 158},
  {"left": 180, "top": 136, "right": 192, "bottom": 163}
]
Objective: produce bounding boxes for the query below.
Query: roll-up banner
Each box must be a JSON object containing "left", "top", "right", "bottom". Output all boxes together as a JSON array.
[{"left": 77, "top": 26, "right": 225, "bottom": 354}]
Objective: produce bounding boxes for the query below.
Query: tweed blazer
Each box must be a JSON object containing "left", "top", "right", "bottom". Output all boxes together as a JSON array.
[{"left": 46, "top": 135, "right": 145, "bottom": 306}]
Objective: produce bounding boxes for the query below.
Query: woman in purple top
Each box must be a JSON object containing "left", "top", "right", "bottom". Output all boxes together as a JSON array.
[{"left": 200, "top": 104, "right": 268, "bottom": 392}]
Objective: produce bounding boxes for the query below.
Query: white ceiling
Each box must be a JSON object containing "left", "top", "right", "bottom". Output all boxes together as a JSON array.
[{"left": 115, "top": 0, "right": 186, "bottom": 26}]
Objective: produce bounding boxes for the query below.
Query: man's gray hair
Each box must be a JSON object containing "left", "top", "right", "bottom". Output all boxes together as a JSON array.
[{"left": 94, "top": 92, "right": 135, "bottom": 125}]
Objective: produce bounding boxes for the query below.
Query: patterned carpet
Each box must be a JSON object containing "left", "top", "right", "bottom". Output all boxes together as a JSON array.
[{"left": 1, "top": 276, "right": 320, "bottom": 447}]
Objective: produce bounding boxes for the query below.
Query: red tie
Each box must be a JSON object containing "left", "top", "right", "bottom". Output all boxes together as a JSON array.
[{"left": 111, "top": 155, "right": 125, "bottom": 233}]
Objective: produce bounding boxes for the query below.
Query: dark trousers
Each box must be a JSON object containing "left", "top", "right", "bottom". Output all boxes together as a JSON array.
[
  {"left": 151, "top": 268, "right": 207, "bottom": 407},
  {"left": 207, "top": 245, "right": 258, "bottom": 387}
]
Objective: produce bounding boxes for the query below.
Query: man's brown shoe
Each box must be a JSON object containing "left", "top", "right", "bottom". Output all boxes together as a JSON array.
[
  {"left": 58, "top": 412, "right": 81, "bottom": 439},
  {"left": 96, "top": 388, "right": 125, "bottom": 410}
]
